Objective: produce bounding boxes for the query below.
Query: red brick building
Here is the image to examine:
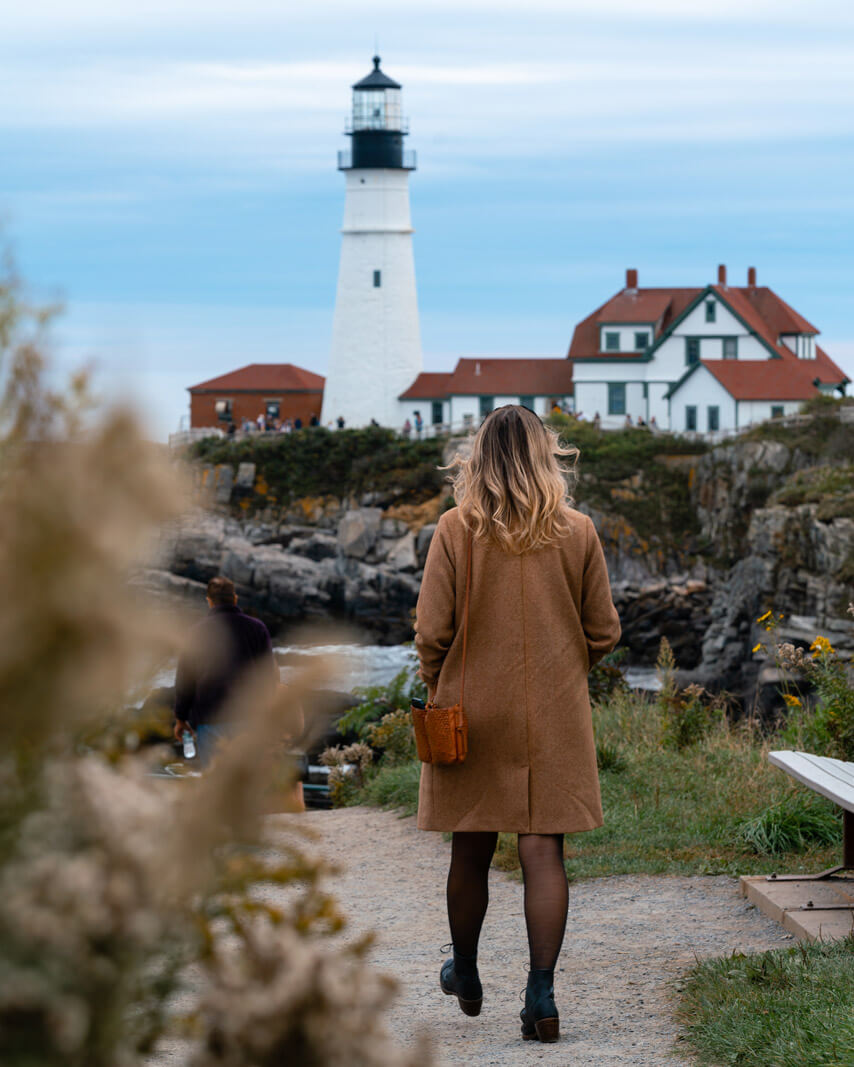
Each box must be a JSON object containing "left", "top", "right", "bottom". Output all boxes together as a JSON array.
[{"left": 188, "top": 364, "right": 325, "bottom": 429}]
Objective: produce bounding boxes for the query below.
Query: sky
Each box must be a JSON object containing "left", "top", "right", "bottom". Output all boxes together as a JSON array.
[{"left": 3, "top": 0, "right": 854, "bottom": 439}]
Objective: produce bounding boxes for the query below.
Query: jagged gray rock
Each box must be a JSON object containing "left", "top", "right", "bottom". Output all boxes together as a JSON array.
[{"left": 338, "top": 508, "right": 383, "bottom": 559}]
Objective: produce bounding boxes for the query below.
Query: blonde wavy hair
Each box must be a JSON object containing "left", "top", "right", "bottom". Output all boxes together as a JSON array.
[{"left": 445, "top": 405, "right": 579, "bottom": 554}]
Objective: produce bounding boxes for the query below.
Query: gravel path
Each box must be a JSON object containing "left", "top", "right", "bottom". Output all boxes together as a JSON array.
[{"left": 288, "top": 807, "right": 791, "bottom": 1067}]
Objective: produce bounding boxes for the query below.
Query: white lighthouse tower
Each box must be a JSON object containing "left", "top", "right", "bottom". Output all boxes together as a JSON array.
[{"left": 321, "top": 57, "right": 422, "bottom": 429}]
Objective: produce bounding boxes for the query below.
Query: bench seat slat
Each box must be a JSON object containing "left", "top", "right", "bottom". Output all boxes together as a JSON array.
[{"left": 769, "top": 750, "right": 854, "bottom": 813}]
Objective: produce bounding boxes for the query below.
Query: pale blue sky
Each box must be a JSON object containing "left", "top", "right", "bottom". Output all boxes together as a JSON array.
[{"left": 3, "top": 0, "right": 853, "bottom": 437}]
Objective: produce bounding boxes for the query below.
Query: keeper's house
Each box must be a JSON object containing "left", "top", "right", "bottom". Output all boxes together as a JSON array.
[
  {"left": 568, "top": 266, "right": 848, "bottom": 433},
  {"left": 188, "top": 363, "right": 325, "bottom": 428},
  {"left": 399, "top": 357, "right": 574, "bottom": 431}
]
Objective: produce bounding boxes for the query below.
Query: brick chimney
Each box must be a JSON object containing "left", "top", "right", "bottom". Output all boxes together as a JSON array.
[
  {"left": 625, "top": 268, "right": 638, "bottom": 290},
  {"left": 717, "top": 264, "right": 727, "bottom": 286},
  {"left": 747, "top": 266, "right": 757, "bottom": 287}
]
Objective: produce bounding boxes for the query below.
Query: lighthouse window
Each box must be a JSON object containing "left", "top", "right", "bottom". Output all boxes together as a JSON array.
[{"left": 373, "top": 270, "right": 381, "bottom": 288}]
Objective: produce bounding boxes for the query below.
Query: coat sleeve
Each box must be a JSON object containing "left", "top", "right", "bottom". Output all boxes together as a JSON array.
[
  {"left": 581, "top": 517, "right": 621, "bottom": 669},
  {"left": 414, "top": 515, "right": 457, "bottom": 691}
]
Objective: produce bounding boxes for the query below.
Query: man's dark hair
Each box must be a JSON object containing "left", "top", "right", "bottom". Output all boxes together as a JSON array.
[{"left": 207, "top": 576, "right": 237, "bottom": 606}]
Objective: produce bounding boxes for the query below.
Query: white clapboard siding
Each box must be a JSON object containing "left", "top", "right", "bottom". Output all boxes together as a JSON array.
[{"left": 769, "top": 750, "right": 854, "bottom": 814}]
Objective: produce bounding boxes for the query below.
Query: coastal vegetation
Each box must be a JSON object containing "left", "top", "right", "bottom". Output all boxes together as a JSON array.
[{"left": 0, "top": 272, "right": 424, "bottom": 1067}]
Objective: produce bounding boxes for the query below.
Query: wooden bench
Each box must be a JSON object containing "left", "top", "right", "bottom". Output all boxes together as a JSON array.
[{"left": 768, "top": 750, "right": 853, "bottom": 881}]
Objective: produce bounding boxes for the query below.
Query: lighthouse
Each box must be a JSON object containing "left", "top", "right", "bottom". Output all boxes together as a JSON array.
[{"left": 321, "top": 57, "right": 422, "bottom": 429}]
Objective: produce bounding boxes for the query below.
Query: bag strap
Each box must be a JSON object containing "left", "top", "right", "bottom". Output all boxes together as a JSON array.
[{"left": 458, "top": 531, "right": 473, "bottom": 709}]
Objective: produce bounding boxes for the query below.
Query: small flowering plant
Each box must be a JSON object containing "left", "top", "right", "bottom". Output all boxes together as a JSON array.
[{"left": 775, "top": 611, "right": 854, "bottom": 761}]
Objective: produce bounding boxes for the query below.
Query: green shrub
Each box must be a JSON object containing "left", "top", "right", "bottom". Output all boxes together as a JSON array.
[
  {"left": 362, "top": 759, "right": 421, "bottom": 815},
  {"left": 337, "top": 666, "right": 426, "bottom": 741},
  {"left": 778, "top": 637, "right": 854, "bottom": 761},
  {"left": 191, "top": 426, "right": 445, "bottom": 507},
  {"left": 588, "top": 648, "right": 629, "bottom": 705},
  {"left": 736, "top": 791, "right": 841, "bottom": 855},
  {"left": 366, "top": 709, "right": 417, "bottom": 765}
]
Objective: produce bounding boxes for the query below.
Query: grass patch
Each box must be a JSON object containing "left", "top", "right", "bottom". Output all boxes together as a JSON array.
[
  {"left": 736, "top": 791, "right": 842, "bottom": 856},
  {"left": 678, "top": 936, "right": 854, "bottom": 1066},
  {"left": 771, "top": 463, "right": 854, "bottom": 521}
]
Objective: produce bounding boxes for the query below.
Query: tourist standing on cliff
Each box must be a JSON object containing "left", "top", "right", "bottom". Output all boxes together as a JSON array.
[
  {"left": 173, "top": 577, "right": 278, "bottom": 767},
  {"left": 414, "top": 405, "right": 621, "bottom": 1044}
]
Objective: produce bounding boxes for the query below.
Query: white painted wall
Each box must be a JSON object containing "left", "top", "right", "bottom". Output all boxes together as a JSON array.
[
  {"left": 667, "top": 367, "right": 736, "bottom": 432},
  {"left": 676, "top": 295, "right": 743, "bottom": 336},
  {"left": 598, "top": 324, "right": 654, "bottom": 353},
  {"left": 738, "top": 400, "right": 802, "bottom": 424},
  {"left": 398, "top": 398, "right": 449, "bottom": 431},
  {"left": 780, "top": 334, "right": 816, "bottom": 360},
  {"left": 322, "top": 168, "right": 423, "bottom": 428}
]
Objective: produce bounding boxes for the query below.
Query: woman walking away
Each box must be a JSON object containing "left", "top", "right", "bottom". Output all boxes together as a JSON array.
[{"left": 414, "top": 405, "right": 620, "bottom": 1044}]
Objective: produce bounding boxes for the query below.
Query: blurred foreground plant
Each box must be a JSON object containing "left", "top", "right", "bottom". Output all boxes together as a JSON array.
[{"left": 0, "top": 261, "right": 428, "bottom": 1067}]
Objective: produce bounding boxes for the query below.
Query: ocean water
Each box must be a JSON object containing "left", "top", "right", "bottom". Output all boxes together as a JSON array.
[{"left": 148, "top": 644, "right": 659, "bottom": 694}]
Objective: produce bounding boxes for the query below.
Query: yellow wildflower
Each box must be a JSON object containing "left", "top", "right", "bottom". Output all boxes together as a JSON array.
[
  {"left": 782, "top": 693, "right": 802, "bottom": 709},
  {"left": 757, "top": 610, "right": 772, "bottom": 623},
  {"left": 752, "top": 643, "right": 762, "bottom": 653},
  {"left": 810, "top": 636, "right": 835, "bottom": 656}
]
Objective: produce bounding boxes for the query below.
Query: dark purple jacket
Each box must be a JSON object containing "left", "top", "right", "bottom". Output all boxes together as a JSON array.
[{"left": 174, "top": 605, "right": 276, "bottom": 729}]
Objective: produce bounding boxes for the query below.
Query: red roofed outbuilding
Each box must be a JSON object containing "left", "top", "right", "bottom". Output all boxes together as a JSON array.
[
  {"left": 188, "top": 363, "right": 325, "bottom": 429},
  {"left": 399, "top": 358, "right": 574, "bottom": 431}
]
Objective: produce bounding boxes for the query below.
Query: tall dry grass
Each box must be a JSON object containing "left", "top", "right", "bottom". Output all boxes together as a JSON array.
[{"left": 0, "top": 261, "right": 428, "bottom": 1067}]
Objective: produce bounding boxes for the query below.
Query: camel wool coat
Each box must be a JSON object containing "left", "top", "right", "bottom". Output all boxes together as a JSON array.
[{"left": 414, "top": 506, "right": 621, "bottom": 834}]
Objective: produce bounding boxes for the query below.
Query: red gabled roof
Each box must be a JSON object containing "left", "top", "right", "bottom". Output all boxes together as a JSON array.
[
  {"left": 399, "top": 372, "right": 453, "bottom": 400},
  {"left": 567, "top": 288, "right": 701, "bottom": 359},
  {"left": 448, "top": 358, "right": 574, "bottom": 396},
  {"left": 567, "top": 279, "right": 846, "bottom": 385},
  {"left": 399, "top": 359, "right": 574, "bottom": 400},
  {"left": 189, "top": 363, "right": 325, "bottom": 393},
  {"left": 700, "top": 359, "right": 829, "bottom": 401}
]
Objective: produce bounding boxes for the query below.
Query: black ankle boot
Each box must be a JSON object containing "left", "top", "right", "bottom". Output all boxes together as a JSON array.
[
  {"left": 439, "top": 949, "right": 483, "bottom": 1017},
  {"left": 520, "top": 967, "right": 559, "bottom": 1042}
]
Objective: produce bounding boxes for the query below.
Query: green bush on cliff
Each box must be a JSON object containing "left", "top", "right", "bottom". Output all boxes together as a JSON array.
[
  {"left": 546, "top": 413, "right": 708, "bottom": 544},
  {"left": 191, "top": 426, "right": 445, "bottom": 505}
]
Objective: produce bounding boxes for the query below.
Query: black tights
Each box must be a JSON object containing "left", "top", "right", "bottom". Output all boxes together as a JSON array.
[{"left": 446, "top": 831, "right": 568, "bottom": 970}]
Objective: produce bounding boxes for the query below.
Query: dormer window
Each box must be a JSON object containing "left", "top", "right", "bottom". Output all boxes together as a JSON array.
[
  {"left": 705, "top": 300, "right": 716, "bottom": 323},
  {"left": 604, "top": 332, "right": 620, "bottom": 352},
  {"left": 634, "top": 331, "right": 649, "bottom": 351}
]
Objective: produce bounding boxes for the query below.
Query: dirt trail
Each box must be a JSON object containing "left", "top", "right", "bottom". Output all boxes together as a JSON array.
[{"left": 290, "top": 807, "right": 789, "bottom": 1067}]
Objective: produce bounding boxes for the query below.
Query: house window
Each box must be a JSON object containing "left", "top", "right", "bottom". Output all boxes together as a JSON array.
[
  {"left": 479, "top": 396, "right": 494, "bottom": 419},
  {"left": 685, "top": 337, "right": 700, "bottom": 365},
  {"left": 707, "top": 405, "right": 719, "bottom": 432},
  {"left": 608, "top": 383, "right": 626, "bottom": 416},
  {"left": 705, "top": 301, "right": 716, "bottom": 323},
  {"left": 722, "top": 337, "right": 738, "bottom": 360},
  {"left": 604, "top": 331, "right": 620, "bottom": 352},
  {"left": 431, "top": 401, "right": 443, "bottom": 425},
  {"left": 519, "top": 395, "right": 535, "bottom": 411},
  {"left": 265, "top": 399, "right": 280, "bottom": 422},
  {"left": 214, "top": 398, "right": 233, "bottom": 421},
  {"left": 685, "top": 405, "right": 697, "bottom": 431},
  {"left": 373, "top": 270, "right": 381, "bottom": 288},
  {"left": 771, "top": 405, "right": 784, "bottom": 418},
  {"left": 634, "top": 332, "right": 649, "bottom": 351}
]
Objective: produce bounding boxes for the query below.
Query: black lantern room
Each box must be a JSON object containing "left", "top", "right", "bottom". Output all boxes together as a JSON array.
[{"left": 339, "top": 57, "right": 416, "bottom": 171}]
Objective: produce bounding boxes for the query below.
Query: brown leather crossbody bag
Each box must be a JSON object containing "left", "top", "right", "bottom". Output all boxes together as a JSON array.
[{"left": 411, "top": 533, "right": 472, "bottom": 765}]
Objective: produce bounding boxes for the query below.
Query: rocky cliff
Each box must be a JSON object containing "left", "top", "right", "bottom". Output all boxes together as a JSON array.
[{"left": 152, "top": 408, "right": 853, "bottom": 701}]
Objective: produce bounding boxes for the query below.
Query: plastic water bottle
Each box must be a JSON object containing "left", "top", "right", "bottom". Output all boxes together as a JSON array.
[{"left": 182, "top": 730, "right": 196, "bottom": 760}]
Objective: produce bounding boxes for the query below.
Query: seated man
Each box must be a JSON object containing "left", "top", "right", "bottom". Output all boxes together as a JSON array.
[{"left": 173, "top": 576, "right": 277, "bottom": 767}]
